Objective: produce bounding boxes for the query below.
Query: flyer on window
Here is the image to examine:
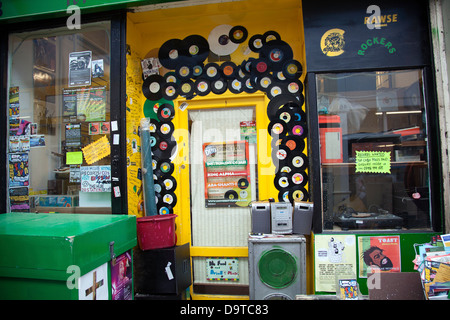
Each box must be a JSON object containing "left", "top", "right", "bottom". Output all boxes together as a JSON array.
[
  {"left": 8, "top": 153, "right": 29, "bottom": 187},
  {"left": 68, "top": 51, "right": 92, "bottom": 87},
  {"left": 358, "top": 235, "right": 401, "bottom": 278},
  {"left": 203, "top": 141, "right": 251, "bottom": 208}
]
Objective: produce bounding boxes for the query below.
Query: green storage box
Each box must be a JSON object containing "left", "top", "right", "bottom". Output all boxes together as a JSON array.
[{"left": 0, "top": 212, "right": 137, "bottom": 300}]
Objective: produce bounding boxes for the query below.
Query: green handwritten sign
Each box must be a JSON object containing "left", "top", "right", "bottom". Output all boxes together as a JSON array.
[{"left": 355, "top": 151, "right": 391, "bottom": 174}]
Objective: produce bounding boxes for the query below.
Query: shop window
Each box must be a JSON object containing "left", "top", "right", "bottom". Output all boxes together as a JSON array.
[
  {"left": 7, "top": 22, "right": 112, "bottom": 213},
  {"left": 315, "top": 69, "right": 432, "bottom": 231}
]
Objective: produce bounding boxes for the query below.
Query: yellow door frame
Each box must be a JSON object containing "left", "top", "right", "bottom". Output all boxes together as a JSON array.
[{"left": 171, "top": 91, "right": 276, "bottom": 300}]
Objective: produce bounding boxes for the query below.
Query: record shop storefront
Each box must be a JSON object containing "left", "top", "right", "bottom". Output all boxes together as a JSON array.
[{"left": 0, "top": 0, "right": 446, "bottom": 300}]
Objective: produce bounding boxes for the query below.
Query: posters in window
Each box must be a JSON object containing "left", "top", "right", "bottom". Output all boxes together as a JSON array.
[
  {"left": 9, "top": 153, "right": 29, "bottom": 187},
  {"left": 80, "top": 165, "right": 111, "bottom": 192},
  {"left": 203, "top": 141, "right": 251, "bottom": 207},
  {"left": 69, "top": 51, "right": 92, "bottom": 87},
  {"left": 358, "top": 235, "right": 401, "bottom": 277}
]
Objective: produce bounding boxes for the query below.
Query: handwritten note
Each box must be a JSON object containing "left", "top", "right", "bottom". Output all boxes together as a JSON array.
[{"left": 355, "top": 151, "right": 391, "bottom": 174}]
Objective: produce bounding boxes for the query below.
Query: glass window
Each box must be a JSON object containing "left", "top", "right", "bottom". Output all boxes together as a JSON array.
[
  {"left": 316, "top": 69, "right": 431, "bottom": 231},
  {"left": 7, "top": 22, "right": 112, "bottom": 213}
]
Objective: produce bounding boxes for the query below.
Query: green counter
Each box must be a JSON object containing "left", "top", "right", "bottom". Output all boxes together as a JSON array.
[{"left": 0, "top": 213, "right": 137, "bottom": 300}]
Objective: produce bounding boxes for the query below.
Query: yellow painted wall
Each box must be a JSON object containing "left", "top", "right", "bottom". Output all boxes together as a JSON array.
[{"left": 125, "top": 0, "right": 312, "bottom": 298}]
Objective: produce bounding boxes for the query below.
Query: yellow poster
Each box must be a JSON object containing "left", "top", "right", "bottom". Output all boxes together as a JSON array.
[
  {"left": 355, "top": 151, "right": 391, "bottom": 174},
  {"left": 82, "top": 135, "right": 110, "bottom": 165}
]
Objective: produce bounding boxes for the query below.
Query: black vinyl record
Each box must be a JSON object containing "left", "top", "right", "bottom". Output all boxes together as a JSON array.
[
  {"left": 234, "top": 65, "right": 247, "bottom": 80},
  {"left": 162, "top": 82, "right": 179, "bottom": 101},
  {"left": 288, "top": 152, "right": 308, "bottom": 171},
  {"left": 179, "top": 80, "right": 195, "bottom": 98},
  {"left": 241, "top": 58, "right": 255, "bottom": 75},
  {"left": 288, "top": 186, "right": 309, "bottom": 202},
  {"left": 278, "top": 189, "right": 290, "bottom": 203},
  {"left": 266, "top": 93, "right": 302, "bottom": 121},
  {"left": 162, "top": 176, "right": 177, "bottom": 192},
  {"left": 155, "top": 191, "right": 163, "bottom": 206},
  {"left": 275, "top": 106, "right": 295, "bottom": 124},
  {"left": 158, "top": 160, "right": 175, "bottom": 176},
  {"left": 229, "top": 25, "right": 248, "bottom": 44},
  {"left": 175, "top": 64, "right": 193, "bottom": 80},
  {"left": 195, "top": 78, "right": 211, "bottom": 96},
  {"left": 149, "top": 118, "right": 160, "bottom": 134},
  {"left": 164, "top": 71, "right": 178, "bottom": 84},
  {"left": 224, "top": 190, "right": 239, "bottom": 201},
  {"left": 272, "top": 145, "right": 291, "bottom": 164},
  {"left": 158, "top": 121, "right": 175, "bottom": 138},
  {"left": 289, "top": 123, "right": 308, "bottom": 138},
  {"left": 263, "top": 30, "right": 281, "bottom": 42},
  {"left": 220, "top": 61, "right": 237, "bottom": 79},
  {"left": 161, "top": 191, "right": 177, "bottom": 207},
  {"left": 192, "top": 64, "right": 204, "bottom": 78},
  {"left": 267, "top": 82, "right": 286, "bottom": 100},
  {"left": 183, "top": 34, "right": 209, "bottom": 64},
  {"left": 204, "top": 62, "right": 221, "bottom": 81},
  {"left": 157, "top": 103, "right": 175, "bottom": 122},
  {"left": 251, "top": 58, "right": 270, "bottom": 77},
  {"left": 282, "top": 135, "right": 305, "bottom": 153},
  {"left": 268, "top": 120, "right": 287, "bottom": 137},
  {"left": 142, "top": 74, "right": 165, "bottom": 101},
  {"left": 158, "top": 205, "right": 174, "bottom": 215},
  {"left": 242, "top": 76, "right": 257, "bottom": 93},
  {"left": 228, "top": 78, "right": 244, "bottom": 94},
  {"left": 158, "top": 38, "right": 188, "bottom": 70},
  {"left": 289, "top": 171, "right": 307, "bottom": 187},
  {"left": 286, "top": 79, "right": 304, "bottom": 95},
  {"left": 291, "top": 108, "right": 307, "bottom": 124},
  {"left": 211, "top": 78, "right": 228, "bottom": 94},
  {"left": 282, "top": 59, "right": 303, "bottom": 79},
  {"left": 260, "top": 40, "right": 293, "bottom": 71},
  {"left": 255, "top": 75, "right": 273, "bottom": 92},
  {"left": 248, "top": 34, "right": 265, "bottom": 53},
  {"left": 156, "top": 137, "right": 176, "bottom": 158},
  {"left": 274, "top": 172, "right": 290, "bottom": 190}
]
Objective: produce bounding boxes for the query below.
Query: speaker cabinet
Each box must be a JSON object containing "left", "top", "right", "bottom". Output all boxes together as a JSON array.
[
  {"left": 248, "top": 235, "right": 306, "bottom": 300},
  {"left": 251, "top": 201, "right": 271, "bottom": 234},
  {"left": 293, "top": 201, "right": 313, "bottom": 235}
]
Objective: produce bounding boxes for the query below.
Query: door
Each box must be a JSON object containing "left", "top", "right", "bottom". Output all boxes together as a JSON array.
[{"left": 173, "top": 93, "right": 275, "bottom": 298}]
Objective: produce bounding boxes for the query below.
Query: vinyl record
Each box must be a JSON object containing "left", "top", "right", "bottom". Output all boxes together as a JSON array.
[
  {"left": 149, "top": 118, "right": 160, "bottom": 134},
  {"left": 204, "top": 63, "right": 221, "bottom": 81},
  {"left": 266, "top": 93, "right": 302, "bottom": 121},
  {"left": 211, "top": 78, "right": 228, "bottom": 94},
  {"left": 272, "top": 145, "right": 291, "bottom": 163},
  {"left": 263, "top": 30, "right": 281, "bottom": 42},
  {"left": 255, "top": 75, "right": 273, "bottom": 92},
  {"left": 241, "top": 58, "right": 255, "bottom": 75},
  {"left": 158, "top": 121, "right": 175, "bottom": 138},
  {"left": 157, "top": 137, "right": 176, "bottom": 158},
  {"left": 157, "top": 103, "right": 175, "bottom": 122},
  {"left": 292, "top": 108, "right": 307, "bottom": 124},
  {"left": 153, "top": 181, "right": 162, "bottom": 194},
  {"left": 242, "top": 76, "right": 257, "bottom": 93},
  {"left": 192, "top": 64, "right": 204, "bottom": 78},
  {"left": 268, "top": 120, "right": 287, "bottom": 137},
  {"left": 278, "top": 190, "right": 290, "bottom": 203},
  {"left": 224, "top": 190, "right": 239, "bottom": 201},
  {"left": 155, "top": 191, "right": 163, "bottom": 206},
  {"left": 158, "top": 205, "right": 174, "bottom": 215},
  {"left": 162, "top": 82, "right": 179, "bottom": 101},
  {"left": 162, "top": 176, "right": 177, "bottom": 192},
  {"left": 281, "top": 135, "right": 305, "bottom": 153},
  {"left": 288, "top": 152, "right": 308, "bottom": 171},
  {"left": 267, "top": 82, "right": 285, "bottom": 100},
  {"left": 158, "top": 160, "right": 175, "bottom": 176},
  {"left": 142, "top": 74, "right": 165, "bottom": 101},
  {"left": 260, "top": 40, "right": 293, "bottom": 71},
  {"left": 275, "top": 106, "right": 294, "bottom": 124},
  {"left": 179, "top": 80, "right": 195, "bottom": 98},
  {"left": 290, "top": 171, "right": 307, "bottom": 187},
  {"left": 164, "top": 71, "right": 178, "bottom": 84},
  {"left": 234, "top": 65, "right": 247, "bottom": 80},
  {"left": 237, "top": 178, "right": 249, "bottom": 189},
  {"left": 175, "top": 64, "right": 193, "bottom": 80},
  {"left": 288, "top": 186, "right": 309, "bottom": 202},
  {"left": 274, "top": 70, "right": 288, "bottom": 82},
  {"left": 228, "top": 78, "right": 243, "bottom": 94},
  {"left": 183, "top": 34, "right": 209, "bottom": 63},
  {"left": 286, "top": 79, "right": 303, "bottom": 95},
  {"left": 158, "top": 38, "right": 187, "bottom": 70},
  {"left": 248, "top": 34, "right": 265, "bottom": 53},
  {"left": 195, "top": 78, "right": 211, "bottom": 96},
  {"left": 220, "top": 61, "right": 237, "bottom": 79},
  {"left": 208, "top": 24, "right": 240, "bottom": 56},
  {"left": 251, "top": 58, "right": 270, "bottom": 77},
  {"left": 229, "top": 25, "right": 248, "bottom": 44},
  {"left": 289, "top": 123, "right": 308, "bottom": 138},
  {"left": 274, "top": 172, "right": 290, "bottom": 190},
  {"left": 161, "top": 192, "right": 177, "bottom": 207},
  {"left": 282, "top": 59, "right": 303, "bottom": 79}
]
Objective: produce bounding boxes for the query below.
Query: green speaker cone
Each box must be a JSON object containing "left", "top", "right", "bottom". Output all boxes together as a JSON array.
[{"left": 258, "top": 248, "right": 298, "bottom": 289}]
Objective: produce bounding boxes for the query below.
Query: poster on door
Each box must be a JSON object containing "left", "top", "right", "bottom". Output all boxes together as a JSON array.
[
  {"left": 203, "top": 141, "right": 251, "bottom": 207},
  {"left": 358, "top": 235, "right": 401, "bottom": 278}
]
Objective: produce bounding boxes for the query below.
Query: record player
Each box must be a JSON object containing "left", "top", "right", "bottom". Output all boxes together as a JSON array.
[{"left": 335, "top": 206, "right": 403, "bottom": 230}]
